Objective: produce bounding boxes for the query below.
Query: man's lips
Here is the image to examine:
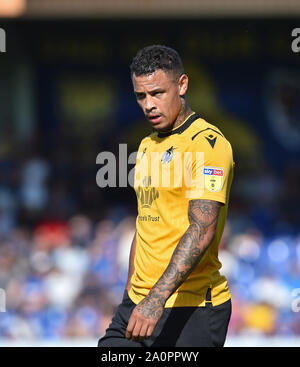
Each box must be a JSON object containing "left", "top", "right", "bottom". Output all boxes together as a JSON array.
[{"left": 147, "top": 114, "right": 162, "bottom": 124}]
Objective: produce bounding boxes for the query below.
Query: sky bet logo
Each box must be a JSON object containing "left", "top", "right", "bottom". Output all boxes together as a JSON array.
[
  {"left": 203, "top": 168, "right": 223, "bottom": 176},
  {"left": 0, "top": 28, "right": 6, "bottom": 53},
  {"left": 291, "top": 28, "right": 300, "bottom": 53}
]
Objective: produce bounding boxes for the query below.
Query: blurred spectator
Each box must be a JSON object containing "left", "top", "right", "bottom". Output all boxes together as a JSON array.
[
  {"left": 242, "top": 302, "right": 277, "bottom": 335},
  {"left": 19, "top": 156, "right": 50, "bottom": 212}
]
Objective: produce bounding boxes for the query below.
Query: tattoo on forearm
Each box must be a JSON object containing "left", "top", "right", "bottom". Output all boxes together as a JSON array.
[
  {"left": 148, "top": 199, "right": 221, "bottom": 305},
  {"left": 136, "top": 291, "right": 165, "bottom": 320}
]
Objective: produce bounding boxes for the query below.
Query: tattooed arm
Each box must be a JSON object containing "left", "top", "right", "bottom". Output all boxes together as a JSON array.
[{"left": 126, "top": 199, "right": 221, "bottom": 341}]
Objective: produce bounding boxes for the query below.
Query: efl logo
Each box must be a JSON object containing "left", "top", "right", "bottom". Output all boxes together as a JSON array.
[
  {"left": 0, "top": 28, "right": 6, "bottom": 53},
  {"left": 291, "top": 28, "right": 300, "bottom": 53},
  {"left": 203, "top": 167, "right": 224, "bottom": 192}
]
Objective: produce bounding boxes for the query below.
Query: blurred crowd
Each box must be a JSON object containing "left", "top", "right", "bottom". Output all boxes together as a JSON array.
[
  {"left": 0, "top": 149, "right": 299, "bottom": 341},
  {"left": 0, "top": 212, "right": 134, "bottom": 339}
]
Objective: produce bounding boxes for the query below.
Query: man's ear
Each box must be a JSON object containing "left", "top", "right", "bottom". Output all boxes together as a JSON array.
[{"left": 178, "top": 74, "right": 188, "bottom": 96}]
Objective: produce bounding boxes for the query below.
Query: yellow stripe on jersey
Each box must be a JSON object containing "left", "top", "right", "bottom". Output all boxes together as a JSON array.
[{"left": 128, "top": 113, "right": 234, "bottom": 307}]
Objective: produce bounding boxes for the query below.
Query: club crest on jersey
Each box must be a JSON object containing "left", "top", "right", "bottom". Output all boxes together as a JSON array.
[
  {"left": 161, "top": 146, "right": 175, "bottom": 164},
  {"left": 136, "top": 176, "right": 159, "bottom": 209},
  {"left": 203, "top": 167, "right": 224, "bottom": 192}
]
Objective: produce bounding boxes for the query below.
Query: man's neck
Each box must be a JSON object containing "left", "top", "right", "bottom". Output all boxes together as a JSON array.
[{"left": 172, "top": 99, "right": 193, "bottom": 130}]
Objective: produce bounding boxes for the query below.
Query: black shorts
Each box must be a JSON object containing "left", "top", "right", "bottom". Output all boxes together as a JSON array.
[{"left": 98, "top": 289, "right": 231, "bottom": 347}]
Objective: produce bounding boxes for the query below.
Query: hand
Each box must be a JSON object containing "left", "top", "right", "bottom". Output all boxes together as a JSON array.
[{"left": 125, "top": 294, "right": 165, "bottom": 342}]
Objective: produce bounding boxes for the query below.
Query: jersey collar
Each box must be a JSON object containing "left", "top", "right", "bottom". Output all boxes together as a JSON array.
[{"left": 156, "top": 112, "right": 199, "bottom": 138}]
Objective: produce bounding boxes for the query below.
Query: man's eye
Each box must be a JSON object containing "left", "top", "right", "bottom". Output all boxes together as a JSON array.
[{"left": 136, "top": 94, "right": 144, "bottom": 100}]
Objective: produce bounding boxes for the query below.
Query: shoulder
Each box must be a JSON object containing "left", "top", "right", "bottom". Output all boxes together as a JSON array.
[
  {"left": 138, "top": 131, "right": 157, "bottom": 149},
  {"left": 188, "top": 117, "right": 232, "bottom": 155}
]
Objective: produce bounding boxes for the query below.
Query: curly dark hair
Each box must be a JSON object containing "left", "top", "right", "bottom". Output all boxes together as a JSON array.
[{"left": 130, "top": 45, "right": 184, "bottom": 80}]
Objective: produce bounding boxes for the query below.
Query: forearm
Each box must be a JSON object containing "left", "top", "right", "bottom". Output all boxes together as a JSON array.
[
  {"left": 125, "top": 200, "right": 221, "bottom": 341},
  {"left": 148, "top": 200, "right": 220, "bottom": 304},
  {"left": 125, "top": 230, "right": 136, "bottom": 291}
]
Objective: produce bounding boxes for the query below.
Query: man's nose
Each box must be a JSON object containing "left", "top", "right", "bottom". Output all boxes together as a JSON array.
[{"left": 144, "top": 96, "right": 155, "bottom": 112}]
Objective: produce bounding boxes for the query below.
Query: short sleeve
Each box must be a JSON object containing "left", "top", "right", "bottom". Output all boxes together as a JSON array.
[{"left": 186, "top": 138, "right": 234, "bottom": 204}]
